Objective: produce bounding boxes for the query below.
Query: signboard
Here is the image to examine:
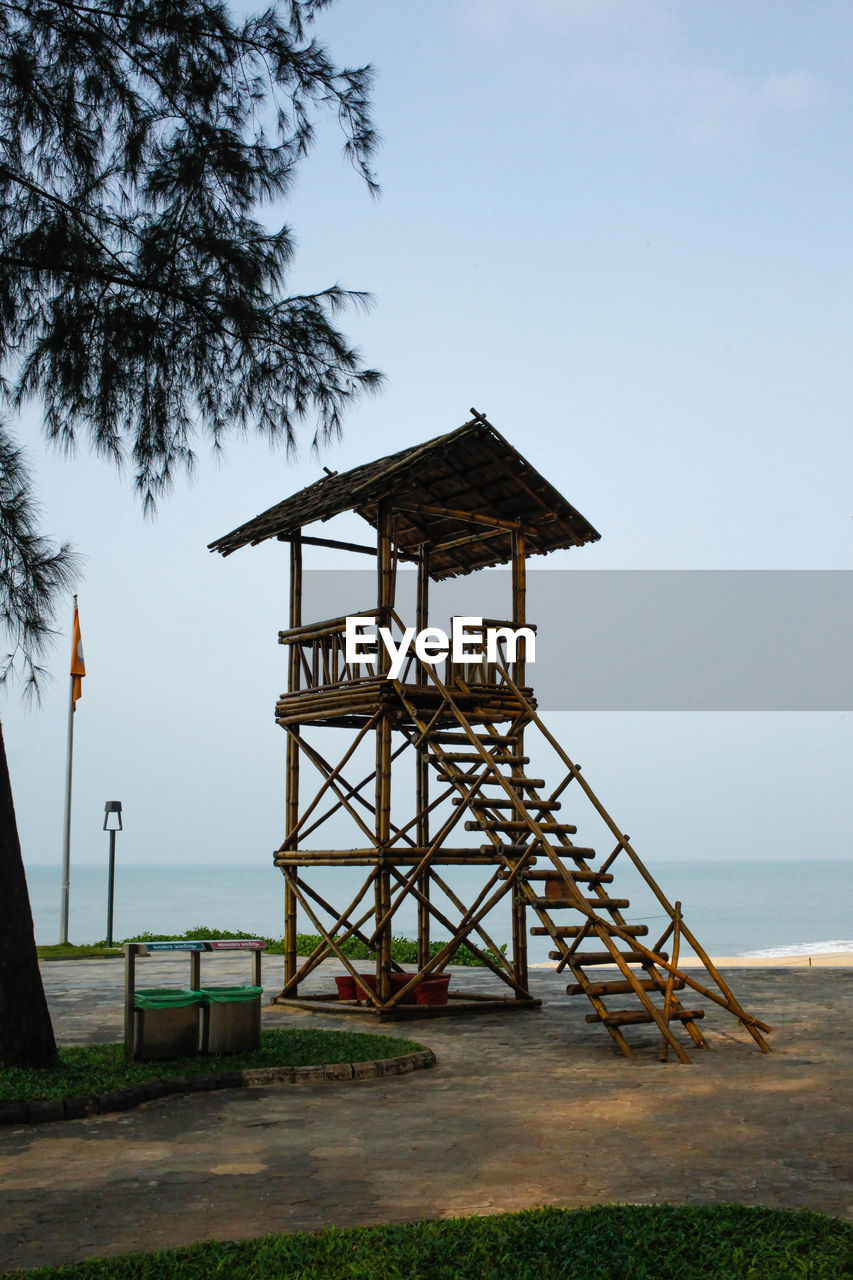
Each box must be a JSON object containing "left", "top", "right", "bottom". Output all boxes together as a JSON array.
[
  {"left": 126, "top": 939, "right": 265, "bottom": 953},
  {"left": 207, "top": 939, "right": 265, "bottom": 951},
  {"left": 130, "top": 940, "right": 207, "bottom": 953}
]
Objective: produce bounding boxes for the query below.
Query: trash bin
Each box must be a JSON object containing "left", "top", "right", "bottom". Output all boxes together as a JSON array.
[
  {"left": 198, "top": 985, "right": 263, "bottom": 1055},
  {"left": 132, "top": 988, "right": 201, "bottom": 1061}
]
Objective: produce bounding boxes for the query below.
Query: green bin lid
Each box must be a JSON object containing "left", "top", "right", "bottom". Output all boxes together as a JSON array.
[
  {"left": 197, "top": 985, "right": 263, "bottom": 1003},
  {"left": 134, "top": 987, "right": 201, "bottom": 1010}
]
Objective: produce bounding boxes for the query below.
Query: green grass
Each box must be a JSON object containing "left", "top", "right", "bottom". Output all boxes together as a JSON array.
[
  {"left": 0, "top": 1029, "right": 424, "bottom": 1103},
  {"left": 4, "top": 1205, "right": 852, "bottom": 1279},
  {"left": 39, "top": 925, "right": 505, "bottom": 967},
  {"left": 36, "top": 943, "right": 122, "bottom": 961}
]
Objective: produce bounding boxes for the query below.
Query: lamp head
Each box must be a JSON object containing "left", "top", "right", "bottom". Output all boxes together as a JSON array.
[{"left": 103, "top": 800, "right": 123, "bottom": 832}]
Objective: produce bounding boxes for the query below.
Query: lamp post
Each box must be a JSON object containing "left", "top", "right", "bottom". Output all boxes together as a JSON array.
[{"left": 103, "top": 801, "right": 123, "bottom": 947}]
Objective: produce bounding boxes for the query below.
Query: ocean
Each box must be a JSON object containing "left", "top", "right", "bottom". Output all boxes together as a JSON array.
[{"left": 24, "top": 858, "right": 852, "bottom": 961}]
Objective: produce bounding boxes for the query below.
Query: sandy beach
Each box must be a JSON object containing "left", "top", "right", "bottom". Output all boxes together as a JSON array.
[{"left": 680, "top": 951, "right": 853, "bottom": 968}]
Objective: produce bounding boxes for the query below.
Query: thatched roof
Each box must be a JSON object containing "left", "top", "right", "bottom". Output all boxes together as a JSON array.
[{"left": 208, "top": 411, "right": 600, "bottom": 579}]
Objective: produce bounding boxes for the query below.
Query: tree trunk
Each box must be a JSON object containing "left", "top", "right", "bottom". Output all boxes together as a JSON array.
[{"left": 0, "top": 719, "right": 58, "bottom": 1067}]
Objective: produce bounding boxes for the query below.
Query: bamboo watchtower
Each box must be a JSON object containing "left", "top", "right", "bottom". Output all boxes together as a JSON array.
[{"left": 209, "top": 410, "right": 771, "bottom": 1061}]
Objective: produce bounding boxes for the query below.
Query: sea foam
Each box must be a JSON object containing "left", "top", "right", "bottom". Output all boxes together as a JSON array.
[{"left": 740, "top": 939, "right": 853, "bottom": 958}]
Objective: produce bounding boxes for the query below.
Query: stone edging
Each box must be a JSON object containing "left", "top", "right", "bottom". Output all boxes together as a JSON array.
[{"left": 0, "top": 1049, "right": 436, "bottom": 1127}]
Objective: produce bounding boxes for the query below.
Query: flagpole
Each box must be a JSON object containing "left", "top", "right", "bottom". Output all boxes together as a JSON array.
[{"left": 59, "top": 594, "right": 77, "bottom": 945}]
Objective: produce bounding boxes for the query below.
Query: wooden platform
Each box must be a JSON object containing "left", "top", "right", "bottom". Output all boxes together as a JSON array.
[
  {"left": 271, "top": 991, "right": 543, "bottom": 1020},
  {"left": 274, "top": 677, "right": 536, "bottom": 729}
]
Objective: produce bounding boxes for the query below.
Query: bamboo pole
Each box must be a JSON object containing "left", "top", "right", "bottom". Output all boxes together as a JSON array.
[
  {"left": 416, "top": 546, "right": 431, "bottom": 969},
  {"left": 395, "top": 503, "right": 522, "bottom": 531},
  {"left": 375, "top": 500, "right": 394, "bottom": 1002},
  {"left": 295, "top": 736, "right": 412, "bottom": 844},
  {"left": 510, "top": 531, "right": 528, "bottom": 996},
  {"left": 275, "top": 849, "right": 505, "bottom": 865},
  {"left": 286, "top": 731, "right": 384, "bottom": 848},
  {"left": 294, "top": 732, "right": 416, "bottom": 849},
  {"left": 388, "top": 857, "right": 528, "bottom": 995},
  {"left": 384, "top": 864, "right": 532, "bottom": 1004},
  {"left": 661, "top": 902, "right": 681, "bottom": 1062},
  {"left": 429, "top": 868, "right": 518, "bottom": 983},
  {"left": 278, "top": 608, "right": 379, "bottom": 644},
  {"left": 286, "top": 875, "right": 384, "bottom": 1011},
  {"left": 279, "top": 874, "right": 379, "bottom": 993},
  {"left": 367, "top": 763, "right": 494, "bottom": 946},
  {"left": 278, "top": 713, "right": 379, "bottom": 848},
  {"left": 284, "top": 533, "right": 302, "bottom": 990}
]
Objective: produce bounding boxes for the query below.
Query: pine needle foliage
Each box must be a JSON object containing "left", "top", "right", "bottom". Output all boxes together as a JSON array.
[
  {"left": 0, "top": 427, "right": 77, "bottom": 694},
  {"left": 0, "top": 1, "right": 381, "bottom": 1072},
  {"left": 0, "top": 0, "right": 383, "bottom": 517}
]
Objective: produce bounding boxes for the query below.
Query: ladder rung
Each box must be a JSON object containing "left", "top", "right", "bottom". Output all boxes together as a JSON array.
[
  {"left": 456, "top": 797, "right": 561, "bottom": 810},
  {"left": 468, "top": 820, "right": 578, "bottom": 834},
  {"left": 437, "top": 753, "right": 530, "bottom": 764},
  {"left": 472, "top": 778, "right": 545, "bottom": 792},
  {"left": 431, "top": 732, "right": 517, "bottom": 745},
  {"left": 560, "top": 950, "right": 667, "bottom": 966},
  {"left": 585, "top": 1008, "right": 705, "bottom": 1027},
  {"left": 522, "top": 856, "right": 596, "bottom": 874},
  {"left": 494, "top": 843, "right": 594, "bottom": 860},
  {"left": 566, "top": 977, "right": 686, "bottom": 997},
  {"left": 531, "top": 920, "right": 649, "bottom": 936},
  {"left": 584, "top": 897, "right": 630, "bottom": 910},
  {"left": 517, "top": 869, "right": 612, "bottom": 885}
]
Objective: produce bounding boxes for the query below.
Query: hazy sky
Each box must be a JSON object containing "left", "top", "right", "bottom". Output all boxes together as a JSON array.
[{"left": 3, "top": 3, "right": 851, "bottom": 908}]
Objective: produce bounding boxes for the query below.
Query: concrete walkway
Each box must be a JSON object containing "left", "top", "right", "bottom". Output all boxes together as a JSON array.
[{"left": 0, "top": 958, "right": 851, "bottom": 1271}]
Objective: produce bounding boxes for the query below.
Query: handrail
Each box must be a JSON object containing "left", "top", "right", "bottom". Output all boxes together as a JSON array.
[
  {"left": 389, "top": 602, "right": 770, "bottom": 1048},
  {"left": 278, "top": 608, "right": 381, "bottom": 645},
  {"left": 487, "top": 652, "right": 771, "bottom": 1044}
]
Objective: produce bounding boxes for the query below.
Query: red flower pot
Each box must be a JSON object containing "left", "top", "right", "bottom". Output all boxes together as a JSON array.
[
  {"left": 414, "top": 974, "right": 451, "bottom": 1006},
  {"left": 389, "top": 971, "right": 419, "bottom": 1004},
  {"left": 334, "top": 975, "right": 357, "bottom": 1001},
  {"left": 353, "top": 973, "right": 378, "bottom": 1002}
]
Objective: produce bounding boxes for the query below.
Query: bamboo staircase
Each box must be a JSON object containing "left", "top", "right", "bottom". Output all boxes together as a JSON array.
[{"left": 394, "top": 657, "right": 772, "bottom": 1063}]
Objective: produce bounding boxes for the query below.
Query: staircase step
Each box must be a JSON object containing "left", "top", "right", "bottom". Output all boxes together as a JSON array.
[
  {"left": 553, "top": 950, "right": 667, "bottom": 965},
  {"left": 456, "top": 797, "right": 561, "bottom": 811},
  {"left": 531, "top": 922, "right": 649, "bottom": 936},
  {"left": 489, "top": 845, "right": 539, "bottom": 860},
  {"left": 437, "top": 753, "right": 530, "bottom": 765},
  {"left": 523, "top": 859, "right": 596, "bottom": 875},
  {"left": 468, "top": 820, "right": 578, "bottom": 834},
  {"left": 431, "top": 733, "right": 517, "bottom": 746},
  {"left": 537, "top": 896, "right": 629, "bottom": 911},
  {"left": 566, "top": 977, "right": 686, "bottom": 997},
  {"left": 515, "top": 868, "right": 613, "bottom": 885},
  {"left": 533, "top": 925, "right": 580, "bottom": 936},
  {"left": 538, "top": 880, "right": 624, "bottom": 907},
  {"left": 463, "top": 778, "right": 546, "bottom": 792},
  {"left": 585, "top": 1008, "right": 705, "bottom": 1027}
]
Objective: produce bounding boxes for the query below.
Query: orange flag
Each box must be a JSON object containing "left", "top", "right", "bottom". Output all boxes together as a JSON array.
[{"left": 70, "top": 605, "right": 86, "bottom": 705}]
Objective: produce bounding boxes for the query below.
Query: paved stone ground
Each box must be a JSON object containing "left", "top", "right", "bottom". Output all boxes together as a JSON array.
[{"left": 0, "top": 957, "right": 851, "bottom": 1271}]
